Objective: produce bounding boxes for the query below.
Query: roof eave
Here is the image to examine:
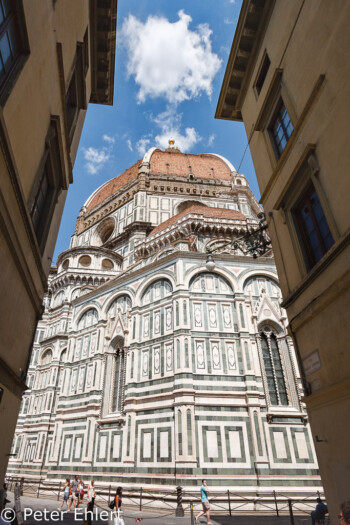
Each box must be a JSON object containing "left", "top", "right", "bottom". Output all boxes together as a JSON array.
[
  {"left": 215, "top": 0, "right": 275, "bottom": 121},
  {"left": 89, "top": 0, "right": 117, "bottom": 106}
]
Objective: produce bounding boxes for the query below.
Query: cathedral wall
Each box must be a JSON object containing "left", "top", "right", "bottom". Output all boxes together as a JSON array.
[{"left": 8, "top": 253, "right": 321, "bottom": 490}]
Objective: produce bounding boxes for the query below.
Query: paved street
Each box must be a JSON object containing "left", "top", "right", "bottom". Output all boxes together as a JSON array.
[{"left": 2, "top": 492, "right": 314, "bottom": 525}]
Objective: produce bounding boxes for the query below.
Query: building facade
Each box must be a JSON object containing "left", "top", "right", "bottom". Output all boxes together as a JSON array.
[
  {"left": 8, "top": 144, "right": 321, "bottom": 492},
  {"left": 0, "top": 0, "right": 117, "bottom": 482},
  {"left": 216, "top": 0, "right": 350, "bottom": 515}
]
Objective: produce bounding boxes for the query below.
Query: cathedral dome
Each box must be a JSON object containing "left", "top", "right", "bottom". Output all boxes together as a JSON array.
[{"left": 83, "top": 147, "right": 237, "bottom": 213}]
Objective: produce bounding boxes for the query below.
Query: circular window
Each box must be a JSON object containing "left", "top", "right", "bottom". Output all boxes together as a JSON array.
[
  {"left": 62, "top": 259, "right": 69, "bottom": 270},
  {"left": 78, "top": 255, "right": 92, "bottom": 267},
  {"left": 102, "top": 258, "right": 114, "bottom": 270}
]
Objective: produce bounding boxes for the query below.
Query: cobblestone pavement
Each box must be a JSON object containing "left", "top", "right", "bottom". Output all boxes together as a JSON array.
[{"left": 3, "top": 492, "right": 312, "bottom": 525}]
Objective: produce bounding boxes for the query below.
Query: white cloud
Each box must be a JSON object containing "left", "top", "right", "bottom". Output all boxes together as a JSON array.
[
  {"left": 83, "top": 135, "right": 115, "bottom": 174},
  {"left": 102, "top": 134, "right": 115, "bottom": 144},
  {"left": 153, "top": 106, "right": 201, "bottom": 152},
  {"left": 224, "top": 18, "right": 234, "bottom": 24},
  {"left": 120, "top": 10, "right": 222, "bottom": 104},
  {"left": 155, "top": 126, "right": 199, "bottom": 152},
  {"left": 136, "top": 136, "right": 152, "bottom": 156},
  {"left": 135, "top": 106, "right": 201, "bottom": 155},
  {"left": 208, "top": 134, "right": 215, "bottom": 146},
  {"left": 83, "top": 147, "right": 110, "bottom": 175},
  {"left": 126, "top": 139, "right": 133, "bottom": 151}
]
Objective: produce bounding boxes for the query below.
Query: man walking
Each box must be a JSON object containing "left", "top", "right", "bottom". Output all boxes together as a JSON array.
[
  {"left": 311, "top": 497, "right": 328, "bottom": 525},
  {"left": 195, "top": 479, "right": 213, "bottom": 525},
  {"left": 69, "top": 475, "right": 80, "bottom": 510}
]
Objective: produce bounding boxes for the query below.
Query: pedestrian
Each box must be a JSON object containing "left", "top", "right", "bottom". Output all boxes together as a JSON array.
[
  {"left": 311, "top": 497, "right": 328, "bottom": 525},
  {"left": 109, "top": 486, "right": 124, "bottom": 525},
  {"left": 58, "top": 478, "right": 71, "bottom": 511},
  {"left": 86, "top": 481, "right": 96, "bottom": 525},
  {"left": 195, "top": 480, "right": 213, "bottom": 525},
  {"left": 77, "top": 479, "right": 84, "bottom": 507},
  {"left": 339, "top": 501, "right": 350, "bottom": 524},
  {"left": 69, "top": 475, "right": 79, "bottom": 510}
]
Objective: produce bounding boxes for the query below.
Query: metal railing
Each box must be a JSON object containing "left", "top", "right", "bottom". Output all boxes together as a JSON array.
[{"left": 6, "top": 476, "right": 326, "bottom": 523}]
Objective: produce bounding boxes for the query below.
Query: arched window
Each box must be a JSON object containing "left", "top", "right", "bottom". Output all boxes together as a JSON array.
[
  {"left": 141, "top": 279, "right": 173, "bottom": 305},
  {"left": 190, "top": 272, "right": 233, "bottom": 294},
  {"left": 53, "top": 291, "right": 64, "bottom": 308},
  {"left": 244, "top": 275, "right": 281, "bottom": 304},
  {"left": 71, "top": 288, "right": 81, "bottom": 301},
  {"left": 41, "top": 349, "right": 53, "bottom": 365},
  {"left": 78, "top": 308, "right": 98, "bottom": 330},
  {"left": 108, "top": 295, "right": 132, "bottom": 317},
  {"left": 111, "top": 336, "right": 125, "bottom": 413},
  {"left": 60, "top": 349, "right": 67, "bottom": 363},
  {"left": 260, "top": 328, "right": 288, "bottom": 406}
]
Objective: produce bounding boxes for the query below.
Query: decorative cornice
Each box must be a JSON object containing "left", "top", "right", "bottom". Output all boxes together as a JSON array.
[
  {"left": 216, "top": 0, "right": 275, "bottom": 121},
  {"left": 135, "top": 213, "right": 257, "bottom": 260}
]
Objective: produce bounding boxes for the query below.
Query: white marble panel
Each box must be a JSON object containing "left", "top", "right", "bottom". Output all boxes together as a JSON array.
[
  {"left": 143, "top": 432, "right": 152, "bottom": 458},
  {"left": 206, "top": 430, "right": 218, "bottom": 458},
  {"left": 274, "top": 431, "right": 287, "bottom": 459},
  {"left": 99, "top": 435, "right": 107, "bottom": 459},
  {"left": 113, "top": 434, "right": 121, "bottom": 458},
  {"left": 159, "top": 431, "right": 169, "bottom": 458},
  {"left": 229, "top": 430, "right": 241, "bottom": 458},
  {"left": 295, "top": 432, "right": 309, "bottom": 459}
]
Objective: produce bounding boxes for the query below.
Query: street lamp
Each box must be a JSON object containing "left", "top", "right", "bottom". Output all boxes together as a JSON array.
[
  {"left": 205, "top": 254, "right": 216, "bottom": 272},
  {"left": 205, "top": 212, "right": 272, "bottom": 267}
]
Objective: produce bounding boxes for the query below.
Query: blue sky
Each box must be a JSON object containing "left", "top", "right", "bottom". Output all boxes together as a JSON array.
[{"left": 53, "top": 0, "right": 258, "bottom": 261}]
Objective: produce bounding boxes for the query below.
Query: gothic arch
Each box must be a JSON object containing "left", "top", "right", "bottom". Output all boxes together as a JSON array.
[
  {"left": 103, "top": 291, "right": 134, "bottom": 316},
  {"left": 257, "top": 319, "right": 284, "bottom": 335},
  {"left": 239, "top": 268, "right": 279, "bottom": 293},
  {"left": 184, "top": 264, "right": 237, "bottom": 291},
  {"left": 73, "top": 305, "right": 100, "bottom": 331},
  {"left": 135, "top": 272, "right": 176, "bottom": 304},
  {"left": 40, "top": 348, "right": 53, "bottom": 365}
]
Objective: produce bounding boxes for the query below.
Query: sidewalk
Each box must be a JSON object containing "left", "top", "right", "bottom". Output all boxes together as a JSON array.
[{"left": 3, "top": 492, "right": 311, "bottom": 525}]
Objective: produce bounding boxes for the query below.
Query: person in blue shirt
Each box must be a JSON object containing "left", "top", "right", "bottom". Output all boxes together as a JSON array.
[
  {"left": 195, "top": 480, "right": 213, "bottom": 525},
  {"left": 311, "top": 498, "right": 328, "bottom": 525}
]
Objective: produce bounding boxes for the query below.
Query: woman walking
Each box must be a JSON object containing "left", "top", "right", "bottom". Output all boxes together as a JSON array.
[
  {"left": 109, "top": 487, "right": 124, "bottom": 525},
  {"left": 86, "top": 481, "right": 96, "bottom": 525},
  {"left": 59, "top": 478, "right": 71, "bottom": 511},
  {"left": 77, "top": 480, "right": 84, "bottom": 507}
]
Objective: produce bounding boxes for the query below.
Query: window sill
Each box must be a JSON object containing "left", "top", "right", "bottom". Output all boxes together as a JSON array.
[{"left": 0, "top": 54, "right": 30, "bottom": 107}]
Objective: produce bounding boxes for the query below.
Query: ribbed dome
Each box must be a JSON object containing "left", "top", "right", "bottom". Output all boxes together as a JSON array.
[{"left": 84, "top": 148, "right": 237, "bottom": 213}]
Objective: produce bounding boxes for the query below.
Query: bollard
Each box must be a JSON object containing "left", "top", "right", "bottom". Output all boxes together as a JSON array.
[
  {"left": 20, "top": 477, "right": 24, "bottom": 496},
  {"left": 288, "top": 499, "right": 295, "bottom": 525},
  {"left": 227, "top": 490, "right": 232, "bottom": 517},
  {"left": 140, "top": 486, "right": 142, "bottom": 511},
  {"left": 108, "top": 484, "right": 111, "bottom": 504},
  {"left": 37, "top": 479, "right": 41, "bottom": 498},
  {"left": 176, "top": 486, "right": 184, "bottom": 517},
  {"left": 273, "top": 490, "right": 279, "bottom": 517},
  {"left": 57, "top": 482, "right": 61, "bottom": 501},
  {"left": 190, "top": 501, "right": 194, "bottom": 525}
]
